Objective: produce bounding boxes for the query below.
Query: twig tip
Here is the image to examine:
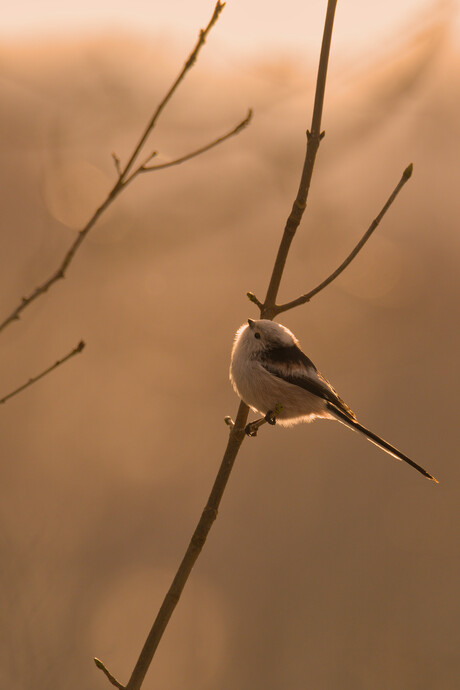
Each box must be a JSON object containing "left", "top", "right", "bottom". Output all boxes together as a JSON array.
[
  {"left": 111, "top": 152, "right": 122, "bottom": 178},
  {"left": 246, "top": 292, "right": 262, "bottom": 307},
  {"left": 233, "top": 109, "right": 253, "bottom": 135},
  {"left": 94, "top": 658, "right": 124, "bottom": 689},
  {"left": 403, "top": 163, "right": 413, "bottom": 180}
]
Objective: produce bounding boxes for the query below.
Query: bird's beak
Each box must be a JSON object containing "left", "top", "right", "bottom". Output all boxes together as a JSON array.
[{"left": 248, "top": 319, "right": 255, "bottom": 329}]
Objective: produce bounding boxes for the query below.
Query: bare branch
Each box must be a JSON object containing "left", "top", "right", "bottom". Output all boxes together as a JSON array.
[
  {"left": 138, "top": 150, "right": 158, "bottom": 170},
  {"left": 94, "top": 658, "right": 124, "bottom": 690},
  {"left": 0, "top": 1, "right": 242, "bottom": 336},
  {"left": 96, "top": 1, "right": 420, "bottom": 687},
  {"left": 94, "top": 3, "right": 341, "bottom": 689},
  {"left": 118, "top": 0, "right": 226, "bottom": 184},
  {"left": 261, "top": 0, "right": 338, "bottom": 319},
  {"left": 96, "top": 4, "right": 339, "bottom": 689},
  {"left": 275, "top": 163, "right": 414, "bottom": 315},
  {"left": 246, "top": 291, "right": 263, "bottom": 309},
  {"left": 132, "top": 109, "right": 253, "bottom": 179},
  {"left": 96, "top": 402, "right": 249, "bottom": 690},
  {"left": 0, "top": 340, "right": 85, "bottom": 406},
  {"left": 0, "top": 195, "right": 112, "bottom": 334},
  {"left": 111, "top": 153, "right": 122, "bottom": 179}
]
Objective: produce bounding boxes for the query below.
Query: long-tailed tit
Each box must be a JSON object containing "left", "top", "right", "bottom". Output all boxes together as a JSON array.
[{"left": 230, "top": 319, "right": 437, "bottom": 482}]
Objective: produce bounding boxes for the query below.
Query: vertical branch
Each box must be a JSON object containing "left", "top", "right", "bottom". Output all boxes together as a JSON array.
[
  {"left": 96, "top": 2, "right": 340, "bottom": 688},
  {"left": 95, "top": 0, "right": 421, "bottom": 686},
  {"left": 262, "top": 0, "right": 337, "bottom": 318}
]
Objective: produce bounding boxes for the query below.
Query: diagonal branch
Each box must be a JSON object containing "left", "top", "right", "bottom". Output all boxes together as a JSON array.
[
  {"left": 131, "top": 109, "right": 253, "bottom": 179},
  {"left": 127, "top": 403, "right": 248, "bottom": 690},
  {"left": 118, "top": 0, "right": 226, "bottom": 184},
  {"left": 0, "top": 1, "right": 245, "bottom": 336},
  {"left": 95, "top": 401, "right": 249, "bottom": 690},
  {"left": 275, "top": 163, "right": 413, "bottom": 315},
  {"left": 0, "top": 340, "right": 85, "bottom": 406}
]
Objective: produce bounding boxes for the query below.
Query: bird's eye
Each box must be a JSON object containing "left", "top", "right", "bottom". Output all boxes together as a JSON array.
[{"left": 254, "top": 332, "right": 261, "bottom": 340}]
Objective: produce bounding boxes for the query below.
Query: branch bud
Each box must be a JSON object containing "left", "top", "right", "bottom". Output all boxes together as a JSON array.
[{"left": 403, "top": 163, "right": 413, "bottom": 180}]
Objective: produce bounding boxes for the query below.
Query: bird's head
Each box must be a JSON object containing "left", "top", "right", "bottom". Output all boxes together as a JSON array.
[{"left": 235, "top": 318, "right": 297, "bottom": 355}]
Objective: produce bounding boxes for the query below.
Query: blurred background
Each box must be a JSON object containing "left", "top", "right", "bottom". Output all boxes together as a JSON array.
[{"left": 0, "top": 1, "right": 459, "bottom": 688}]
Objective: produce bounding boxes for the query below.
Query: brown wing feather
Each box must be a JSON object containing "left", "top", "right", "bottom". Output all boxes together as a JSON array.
[{"left": 260, "top": 344, "right": 357, "bottom": 421}]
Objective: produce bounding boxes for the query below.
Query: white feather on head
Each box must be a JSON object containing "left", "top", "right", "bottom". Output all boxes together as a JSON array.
[{"left": 236, "top": 319, "right": 298, "bottom": 353}]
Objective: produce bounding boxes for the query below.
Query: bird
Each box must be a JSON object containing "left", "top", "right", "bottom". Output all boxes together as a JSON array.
[{"left": 229, "top": 318, "right": 437, "bottom": 482}]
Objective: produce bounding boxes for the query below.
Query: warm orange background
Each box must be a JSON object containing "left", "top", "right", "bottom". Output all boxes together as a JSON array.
[{"left": 0, "top": 3, "right": 458, "bottom": 689}]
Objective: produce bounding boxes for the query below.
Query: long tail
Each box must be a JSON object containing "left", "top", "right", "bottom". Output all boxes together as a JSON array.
[{"left": 326, "top": 402, "right": 438, "bottom": 483}]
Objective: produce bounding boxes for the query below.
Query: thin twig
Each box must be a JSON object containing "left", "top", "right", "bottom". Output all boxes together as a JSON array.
[
  {"left": 0, "top": 1, "right": 242, "bottom": 336},
  {"left": 0, "top": 341, "right": 85, "bottom": 406},
  {"left": 261, "top": 0, "right": 337, "bottom": 319},
  {"left": 95, "top": 403, "right": 249, "bottom": 690},
  {"left": 0, "top": 194, "right": 112, "bottom": 334},
  {"left": 118, "top": 0, "right": 226, "bottom": 184},
  {"left": 275, "top": 163, "right": 414, "bottom": 315},
  {"left": 132, "top": 109, "right": 253, "bottom": 179},
  {"left": 111, "top": 153, "right": 122, "bottom": 179},
  {"left": 94, "top": 658, "right": 124, "bottom": 690},
  {"left": 137, "top": 150, "right": 158, "bottom": 170}
]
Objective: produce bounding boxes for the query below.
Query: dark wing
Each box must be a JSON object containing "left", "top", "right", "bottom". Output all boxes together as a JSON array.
[{"left": 260, "top": 344, "right": 357, "bottom": 421}]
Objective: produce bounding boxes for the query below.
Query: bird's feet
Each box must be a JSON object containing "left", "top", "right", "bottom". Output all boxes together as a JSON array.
[
  {"left": 245, "top": 418, "right": 266, "bottom": 437},
  {"left": 245, "top": 405, "right": 282, "bottom": 436},
  {"left": 265, "top": 410, "right": 277, "bottom": 425}
]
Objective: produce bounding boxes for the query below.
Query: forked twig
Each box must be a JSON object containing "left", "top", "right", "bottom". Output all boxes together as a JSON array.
[
  {"left": 118, "top": 0, "right": 226, "bottom": 185},
  {"left": 132, "top": 109, "right": 253, "bottom": 179},
  {"left": 0, "top": 341, "right": 85, "bottom": 406},
  {"left": 0, "top": 1, "right": 247, "bottom": 336},
  {"left": 273, "top": 163, "right": 414, "bottom": 315},
  {"left": 96, "top": 0, "right": 418, "bottom": 687}
]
